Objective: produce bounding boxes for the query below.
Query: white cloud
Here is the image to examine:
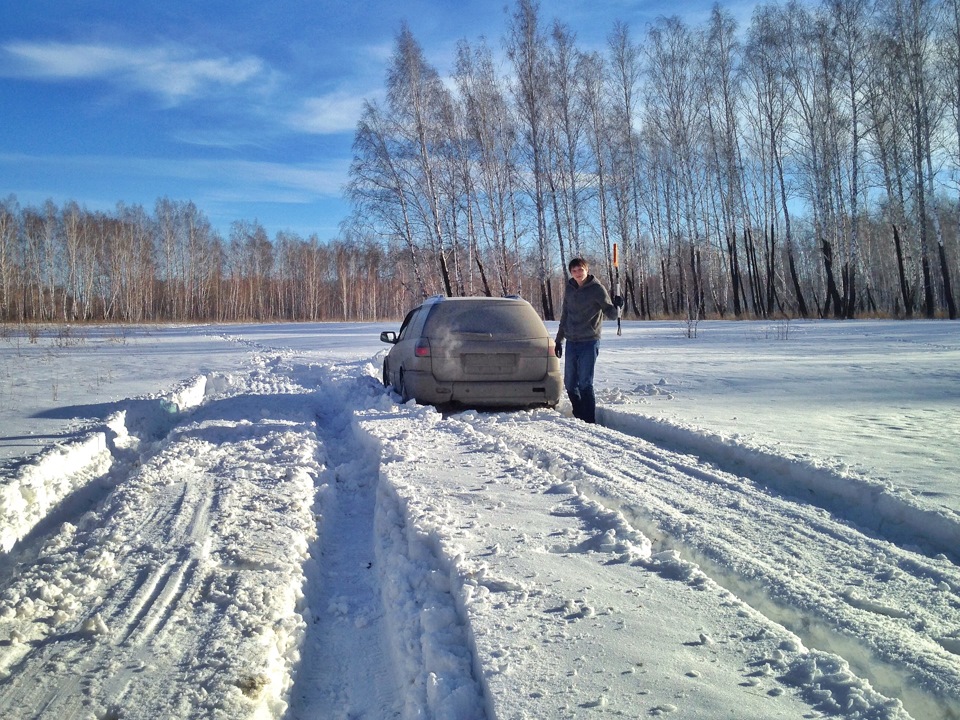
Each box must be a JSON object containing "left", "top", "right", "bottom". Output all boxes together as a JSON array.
[
  {"left": 0, "top": 152, "right": 348, "bottom": 198},
  {"left": 1, "top": 40, "right": 265, "bottom": 104},
  {"left": 288, "top": 91, "right": 370, "bottom": 135}
]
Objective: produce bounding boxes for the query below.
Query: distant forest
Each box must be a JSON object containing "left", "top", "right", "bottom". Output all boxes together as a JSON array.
[{"left": 2, "top": 0, "right": 959, "bottom": 324}]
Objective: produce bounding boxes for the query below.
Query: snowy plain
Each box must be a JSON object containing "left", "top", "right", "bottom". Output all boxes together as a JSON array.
[{"left": 0, "top": 318, "right": 958, "bottom": 719}]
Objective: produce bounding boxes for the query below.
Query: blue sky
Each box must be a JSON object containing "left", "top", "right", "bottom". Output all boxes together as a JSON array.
[{"left": 0, "top": 0, "right": 726, "bottom": 241}]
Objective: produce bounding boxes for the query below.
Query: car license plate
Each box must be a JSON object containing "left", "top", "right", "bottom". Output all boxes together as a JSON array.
[{"left": 463, "top": 353, "right": 517, "bottom": 374}]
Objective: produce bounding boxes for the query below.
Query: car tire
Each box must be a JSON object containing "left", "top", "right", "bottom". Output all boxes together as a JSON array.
[
  {"left": 382, "top": 360, "right": 390, "bottom": 387},
  {"left": 398, "top": 369, "right": 410, "bottom": 403}
]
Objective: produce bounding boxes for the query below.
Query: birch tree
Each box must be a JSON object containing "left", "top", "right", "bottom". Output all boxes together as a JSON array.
[
  {"left": 507, "top": 0, "right": 555, "bottom": 317},
  {"left": 388, "top": 24, "right": 456, "bottom": 296},
  {"left": 349, "top": 99, "right": 430, "bottom": 297},
  {"left": 700, "top": 6, "right": 753, "bottom": 316},
  {"left": 579, "top": 51, "right": 615, "bottom": 281},
  {"left": 884, "top": 0, "right": 952, "bottom": 316},
  {"left": 644, "top": 16, "right": 707, "bottom": 318},
  {"left": 0, "top": 196, "right": 19, "bottom": 320},
  {"left": 455, "top": 39, "right": 519, "bottom": 295},
  {"left": 545, "top": 20, "right": 588, "bottom": 270},
  {"left": 745, "top": 4, "right": 810, "bottom": 317},
  {"left": 779, "top": 1, "right": 845, "bottom": 316},
  {"left": 607, "top": 21, "right": 649, "bottom": 318}
]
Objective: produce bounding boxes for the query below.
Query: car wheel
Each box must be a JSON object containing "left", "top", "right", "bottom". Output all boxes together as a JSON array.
[
  {"left": 382, "top": 360, "right": 390, "bottom": 387},
  {"left": 398, "top": 369, "right": 410, "bottom": 402}
]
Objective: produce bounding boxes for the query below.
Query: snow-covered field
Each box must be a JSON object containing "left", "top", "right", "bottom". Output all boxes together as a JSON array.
[{"left": 0, "top": 318, "right": 958, "bottom": 719}]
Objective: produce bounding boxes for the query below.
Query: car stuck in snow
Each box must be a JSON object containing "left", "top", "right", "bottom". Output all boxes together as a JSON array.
[{"left": 379, "top": 295, "right": 562, "bottom": 409}]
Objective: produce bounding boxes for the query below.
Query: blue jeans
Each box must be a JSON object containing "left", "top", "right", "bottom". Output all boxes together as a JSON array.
[{"left": 563, "top": 340, "right": 599, "bottom": 423}]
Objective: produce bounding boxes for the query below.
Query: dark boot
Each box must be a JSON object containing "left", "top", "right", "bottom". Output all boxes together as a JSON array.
[
  {"left": 568, "top": 390, "right": 583, "bottom": 420},
  {"left": 581, "top": 387, "right": 596, "bottom": 423}
]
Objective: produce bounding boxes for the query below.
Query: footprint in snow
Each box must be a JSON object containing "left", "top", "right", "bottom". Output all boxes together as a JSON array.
[{"left": 651, "top": 704, "right": 678, "bottom": 715}]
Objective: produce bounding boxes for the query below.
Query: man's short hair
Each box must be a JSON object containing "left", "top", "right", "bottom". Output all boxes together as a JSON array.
[{"left": 568, "top": 257, "right": 588, "bottom": 271}]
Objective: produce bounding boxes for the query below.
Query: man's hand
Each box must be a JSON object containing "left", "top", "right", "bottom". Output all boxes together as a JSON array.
[
  {"left": 613, "top": 295, "right": 624, "bottom": 309},
  {"left": 554, "top": 342, "right": 563, "bottom": 359}
]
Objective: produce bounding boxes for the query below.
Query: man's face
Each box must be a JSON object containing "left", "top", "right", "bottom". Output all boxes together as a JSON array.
[{"left": 570, "top": 264, "right": 588, "bottom": 283}]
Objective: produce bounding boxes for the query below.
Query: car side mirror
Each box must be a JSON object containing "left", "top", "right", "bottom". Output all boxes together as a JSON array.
[{"left": 380, "top": 331, "right": 398, "bottom": 344}]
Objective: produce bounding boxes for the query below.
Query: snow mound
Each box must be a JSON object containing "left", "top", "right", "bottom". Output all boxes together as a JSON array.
[{"left": 601, "top": 408, "right": 960, "bottom": 560}]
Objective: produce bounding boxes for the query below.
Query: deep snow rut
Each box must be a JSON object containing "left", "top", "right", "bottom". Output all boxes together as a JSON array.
[
  {"left": 286, "top": 376, "right": 489, "bottom": 720},
  {"left": 285, "top": 396, "right": 403, "bottom": 718}
]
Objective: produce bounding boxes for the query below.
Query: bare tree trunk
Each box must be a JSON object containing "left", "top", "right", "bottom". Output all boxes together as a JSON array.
[
  {"left": 891, "top": 224, "right": 914, "bottom": 317},
  {"left": 821, "top": 238, "right": 844, "bottom": 318},
  {"left": 726, "top": 232, "right": 744, "bottom": 317}
]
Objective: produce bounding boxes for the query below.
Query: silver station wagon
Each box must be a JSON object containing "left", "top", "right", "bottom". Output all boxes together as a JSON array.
[{"left": 380, "top": 295, "right": 562, "bottom": 409}]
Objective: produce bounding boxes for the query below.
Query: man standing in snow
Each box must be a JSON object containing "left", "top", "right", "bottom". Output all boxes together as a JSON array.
[{"left": 554, "top": 257, "right": 623, "bottom": 423}]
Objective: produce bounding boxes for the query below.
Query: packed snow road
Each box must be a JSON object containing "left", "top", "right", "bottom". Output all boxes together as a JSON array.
[{"left": 1, "top": 345, "right": 958, "bottom": 719}]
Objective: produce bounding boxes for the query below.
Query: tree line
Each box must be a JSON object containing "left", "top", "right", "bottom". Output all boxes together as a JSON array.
[
  {"left": 0, "top": 197, "right": 411, "bottom": 324},
  {"left": 2, "top": 0, "right": 959, "bottom": 325},
  {"left": 349, "top": 0, "right": 960, "bottom": 320}
]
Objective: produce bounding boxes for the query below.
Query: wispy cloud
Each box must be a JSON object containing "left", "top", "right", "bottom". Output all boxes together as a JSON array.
[
  {"left": 1, "top": 40, "right": 266, "bottom": 104},
  {"left": 288, "top": 90, "right": 372, "bottom": 135},
  {"left": 0, "top": 152, "right": 348, "bottom": 198}
]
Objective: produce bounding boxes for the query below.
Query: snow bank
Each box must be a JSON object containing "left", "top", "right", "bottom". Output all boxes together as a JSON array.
[
  {"left": 0, "top": 432, "right": 111, "bottom": 552},
  {"left": 365, "top": 407, "right": 488, "bottom": 720},
  {"left": 0, "top": 375, "right": 208, "bottom": 554},
  {"left": 601, "top": 408, "right": 960, "bottom": 560}
]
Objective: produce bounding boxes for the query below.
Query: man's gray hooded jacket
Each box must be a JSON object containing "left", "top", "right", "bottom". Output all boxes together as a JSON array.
[{"left": 555, "top": 275, "right": 617, "bottom": 344}]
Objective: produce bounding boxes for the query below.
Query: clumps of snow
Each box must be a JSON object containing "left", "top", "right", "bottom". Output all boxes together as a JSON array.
[
  {"left": 82, "top": 612, "right": 110, "bottom": 636},
  {"left": 574, "top": 498, "right": 653, "bottom": 561},
  {"left": 168, "top": 374, "right": 208, "bottom": 411},
  {"left": 781, "top": 651, "right": 909, "bottom": 719},
  {"left": 651, "top": 703, "right": 678, "bottom": 714},
  {"left": 938, "top": 634, "right": 960, "bottom": 656},
  {"left": 634, "top": 378, "right": 673, "bottom": 397},
  {"left": 643, "top": 549, "right": 709, "bottom": 585},
  {"left": 546, "top": 481, "right": 577, "bottom": 495},
  {"left": 842, "top": 589, "right": 912, "bottom": 619}
]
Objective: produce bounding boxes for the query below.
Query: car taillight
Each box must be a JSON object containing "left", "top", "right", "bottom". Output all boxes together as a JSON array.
[{"left": 415, "top": 338, "right": 431, "bottom": 357}]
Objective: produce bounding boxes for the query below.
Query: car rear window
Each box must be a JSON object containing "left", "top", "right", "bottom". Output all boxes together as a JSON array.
[{"left": 423, "top": 301, "right": 545, "bottom": 338}]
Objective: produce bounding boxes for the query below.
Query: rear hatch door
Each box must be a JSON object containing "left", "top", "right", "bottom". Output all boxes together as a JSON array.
[{"left": 425, "top": 301, "right": 550, "bottom": 382}]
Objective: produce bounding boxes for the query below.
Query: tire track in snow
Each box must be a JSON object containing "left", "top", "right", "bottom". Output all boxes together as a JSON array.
[
  {"left": 286, "top": 380, "right": 404, "bottom": 719},
  {"left": 119, "top": 555, "right": 199, "bottom": 646},
  {"left": 460, "top": 410, "right": 960, "bottom": 720},
  {"left": 292, "top": 370, "right": 490, "bottom": 720},
  {"left": 599, "top": 406, "right": 960, "bottom": 562},
  {"left": 0, "top": 363, "right": 322, "bottom": 719}
]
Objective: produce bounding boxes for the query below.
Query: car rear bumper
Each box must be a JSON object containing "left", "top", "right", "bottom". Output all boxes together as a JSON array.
[{"left": 403, "top": 370, "right": 562, "bottom": 408}]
